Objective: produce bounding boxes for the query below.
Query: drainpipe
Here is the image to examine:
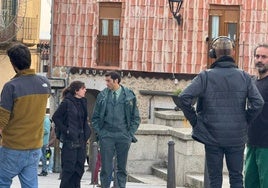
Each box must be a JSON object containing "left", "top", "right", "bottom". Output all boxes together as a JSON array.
[
  {"left": 241, "top": 41, "right": 244, "bottom": 70},
  {"left": 49, "top": 0, "right": 54, "bottom": 77},
  {"left": 49, "top": 0, "right": 62, "bottom": 174}
]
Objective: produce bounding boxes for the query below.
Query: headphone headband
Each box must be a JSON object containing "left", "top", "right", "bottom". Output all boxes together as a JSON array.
[
  {"left": 211, "top": 36, "right": 235, "bottom": 48},
  {"left": 209, "top": 36, "right": 235, "bottom": 59}
]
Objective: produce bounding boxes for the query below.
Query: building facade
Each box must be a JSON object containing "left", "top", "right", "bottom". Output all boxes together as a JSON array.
[
  {"left": 0, "top": 0, "right": 42, "bottom": 90},
  {"left": 51, "top": 0, "right": 268, "bottom": 122}
]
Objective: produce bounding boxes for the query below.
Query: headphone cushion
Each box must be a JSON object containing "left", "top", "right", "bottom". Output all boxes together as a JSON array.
[{"left": 209, "top": 48, "right": 216, "bottom": 58}]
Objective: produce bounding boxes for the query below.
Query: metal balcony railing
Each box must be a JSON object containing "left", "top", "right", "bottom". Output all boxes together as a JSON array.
[
  {"left": 97, "top": 35, "right": 120, "bottom": 67},
  {"left": 0, "top": 16, "right": 38, "bottom": 46},
  {"left": 20, "top": 16, "right": 38, "bottom": 41}
]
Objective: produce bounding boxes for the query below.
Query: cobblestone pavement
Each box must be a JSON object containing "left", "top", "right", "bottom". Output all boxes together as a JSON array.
[{"left": 10, "top": 167, "right": 176, "bottom": 188}]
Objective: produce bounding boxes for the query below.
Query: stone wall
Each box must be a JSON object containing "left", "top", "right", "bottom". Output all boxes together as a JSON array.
[{"left": 129, "top": 123, "right": 205, "bottom": 186}]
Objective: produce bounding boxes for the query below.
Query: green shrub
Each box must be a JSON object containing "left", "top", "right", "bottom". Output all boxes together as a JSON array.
[{"left": 173, "top": 88, "right": 182, "bottom": 96}]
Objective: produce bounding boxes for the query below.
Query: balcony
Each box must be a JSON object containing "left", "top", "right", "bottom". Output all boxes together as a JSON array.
[
  {"left": 0, "top": 16, "right": 38, "bottom": 47},
  {"left": 97, "top": 35, "right": 120, "bottom": 67}
]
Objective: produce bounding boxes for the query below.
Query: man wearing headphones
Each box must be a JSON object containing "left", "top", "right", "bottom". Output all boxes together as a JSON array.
[
  {"left": 177, "top": 36, "right": 264, "bottom": 188},
  {"left": 245, "top": 44, "right": 268, "bottom": 188}
]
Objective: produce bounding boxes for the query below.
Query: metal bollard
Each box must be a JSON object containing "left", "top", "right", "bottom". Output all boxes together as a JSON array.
[
  {"left": 54, "top": 139, "right": 61, "bottom": 173},
  {"left": 91, "top": 142, "right": 98, "bottom": 184},
  {"left": 167, "top": 141, "right": 176, "bottom": 188}
]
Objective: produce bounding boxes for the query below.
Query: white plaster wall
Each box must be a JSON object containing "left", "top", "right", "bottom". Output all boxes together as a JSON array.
[{"left": 0, "top": 54, "right": 15, "bottom": 91}]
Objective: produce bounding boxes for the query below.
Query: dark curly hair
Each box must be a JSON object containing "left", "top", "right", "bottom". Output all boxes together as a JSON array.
[
  {"left": 62, "top": 81, "right": 85, "bottom": 97},
  {"left": 7, "top": 43, "right": 31, "bottom": 70}
]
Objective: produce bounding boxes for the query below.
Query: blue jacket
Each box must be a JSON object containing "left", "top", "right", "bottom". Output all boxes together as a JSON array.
[
  {"left": 91, "top": 86, "right": 140, "bottom": 142},
  {"left": 43, "top": 114, "right": 51, "bottom": 146},
  {"left": 178, "top": 56, "right": 264, "bottom": 146}
]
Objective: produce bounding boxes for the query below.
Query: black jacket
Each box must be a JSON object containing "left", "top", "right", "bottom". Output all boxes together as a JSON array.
[
  {"left": 178, "top": 56, "right": 264, "bottom": 146},
  {"left": 248, "top": 76, "right": 268, "bottom": 147},
  {"left": 52, "top": 93, "right": 91, "bottom": 143}
]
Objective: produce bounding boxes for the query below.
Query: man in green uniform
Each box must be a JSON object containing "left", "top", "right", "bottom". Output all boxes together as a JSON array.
[{"left": 92, "top": 71, "right": 140, "bottom": 188}]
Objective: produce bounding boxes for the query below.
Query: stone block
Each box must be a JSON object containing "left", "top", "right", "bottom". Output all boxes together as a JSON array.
[
  {"left": 155, "top": 136, "right": 170, "bottom": 159},
  {"left": 127, "top": 160, "right": 162, "bottom": 174},
  {"left": 129, "top": 135, "right": 158, "bottom": 160},
  {"left": 154, "top": 110, "right": 188, "bottom": 128}
]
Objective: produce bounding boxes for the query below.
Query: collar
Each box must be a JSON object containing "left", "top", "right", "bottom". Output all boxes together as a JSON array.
[
  {"left": 13, "top": 69, "right": 36, "bottom": 78},
  {"left": 210, "top": 56, "right": 237, "bottom": 69},
  {"left": 113, "top": 86, "right": 122, "bottom": 98}
]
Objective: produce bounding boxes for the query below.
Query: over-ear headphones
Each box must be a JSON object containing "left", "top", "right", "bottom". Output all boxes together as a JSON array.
[{"left": 209, "top": 36, "right": 235, "bottom": 59}]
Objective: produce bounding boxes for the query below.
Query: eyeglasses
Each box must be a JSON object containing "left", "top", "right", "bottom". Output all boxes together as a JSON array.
[{"left": 254, "top": 54, "right": 268, "bottom": 59}]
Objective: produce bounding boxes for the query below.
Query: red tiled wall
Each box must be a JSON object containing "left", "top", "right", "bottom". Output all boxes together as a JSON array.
[{"left": 53, "top": 0, "right": 268, "bottom": 74}]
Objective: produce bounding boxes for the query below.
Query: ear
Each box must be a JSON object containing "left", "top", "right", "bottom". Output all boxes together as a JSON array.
[{"left": 114, "top": 78, "right": 119, "bottom": 84}]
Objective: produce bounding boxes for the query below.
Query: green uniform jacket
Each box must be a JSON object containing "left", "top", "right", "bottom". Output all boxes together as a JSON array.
[{"left": 91, "top": 86, "right": 140, "bottom": 142}]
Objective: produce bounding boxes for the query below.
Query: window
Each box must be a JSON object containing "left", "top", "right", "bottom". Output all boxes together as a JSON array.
[
  {"left": 101, "top": 20, "right": 109, "bottom": 36},
  {"left": 113, "top": 20, "right": 120, "bottom": 36},
  {"left": 97, "top": 3, "right": 121, "bottom": 67},
  {"left": 208, "top": 5, "right": 240, "bottom": 67},
  {"left": 211, "top": 16, "right": 219, "bottom": 39}
]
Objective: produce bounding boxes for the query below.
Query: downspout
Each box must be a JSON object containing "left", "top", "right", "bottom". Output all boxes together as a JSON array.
[
  {"left": 49, "top": 0, "right": 54, "bottom": 77},
  {"left": 241, "top": 41, "right": 244, "bottom": 70}
]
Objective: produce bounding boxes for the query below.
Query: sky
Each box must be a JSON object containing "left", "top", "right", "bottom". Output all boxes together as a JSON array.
[{"left": 39, "top": 0, "right": 52, "bottom": 40}]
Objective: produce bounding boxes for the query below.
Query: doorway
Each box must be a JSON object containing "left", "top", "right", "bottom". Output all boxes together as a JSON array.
[{"left": 208, "top": 5, "right": 240, "bottom": 68}]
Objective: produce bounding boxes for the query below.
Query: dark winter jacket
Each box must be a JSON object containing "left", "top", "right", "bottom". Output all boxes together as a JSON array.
[
  {"left": 52, "top": 93, "right": 91, "bottom": 143},
  {"left": 91, "top": 86, "right": 140, "bottom": 142},
  {"left": 178, "top": 56, "right": 264, "bottom": 146}
]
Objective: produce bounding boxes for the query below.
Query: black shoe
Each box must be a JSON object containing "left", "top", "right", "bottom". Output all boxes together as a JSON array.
[{"left": 38, "top": 171, "right": 48, "bottom": 176}]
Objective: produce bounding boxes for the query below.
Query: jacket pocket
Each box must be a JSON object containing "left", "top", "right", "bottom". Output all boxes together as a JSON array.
[{"left": 192, "top": 116, "right": 218, "bottom": 145}]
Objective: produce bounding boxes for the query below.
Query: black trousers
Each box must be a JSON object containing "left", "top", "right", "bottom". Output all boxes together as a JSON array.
[
  {"left": 60, "top": 142, "right": 86, "bottom": 188},
  {"left": 205, "top": 145, "right": 245, "bottom": 188}
]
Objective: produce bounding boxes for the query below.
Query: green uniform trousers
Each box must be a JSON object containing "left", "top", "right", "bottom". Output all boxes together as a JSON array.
[
  {"left": 99, "top": 132, "right": 131, "bottom": 188},
  {"left": 245, "top": 146, "right": 268, "bottom": 188}
]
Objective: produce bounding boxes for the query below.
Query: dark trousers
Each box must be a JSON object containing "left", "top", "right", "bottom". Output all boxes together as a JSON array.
[
  {"left": 60, "top": 142, "right": 86, "bottom": 188},
  {"left": 205, "top": 145, "right": 245, "bottom": 188},
  {"left": 99, "top": 135, "right": 131, "bottom": 188},
  {"left": 60, "top": 171, "right": 81, "bottom": 188}
]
